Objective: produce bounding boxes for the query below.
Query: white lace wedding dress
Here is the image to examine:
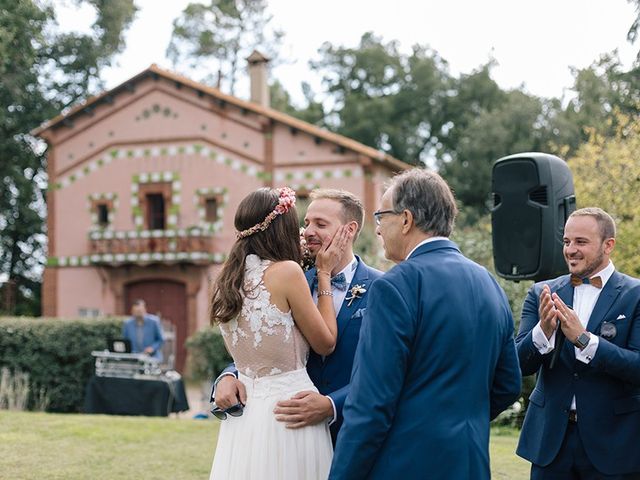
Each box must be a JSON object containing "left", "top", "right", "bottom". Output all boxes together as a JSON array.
[{"left": 209, "top": 254, "right": 333, "bottom": 480}]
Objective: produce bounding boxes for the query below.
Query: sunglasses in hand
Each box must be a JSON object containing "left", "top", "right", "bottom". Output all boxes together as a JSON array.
[{"left": 211, "top": 402, "right": 244, "bottom": 420}]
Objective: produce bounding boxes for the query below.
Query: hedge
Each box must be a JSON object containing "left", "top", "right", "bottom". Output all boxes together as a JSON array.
[
  {"left": 185, "top": 327, "right": 232, "bottom": 383},
  {"left": 0, "top": 317, "right": 122, "bottom": 412}
]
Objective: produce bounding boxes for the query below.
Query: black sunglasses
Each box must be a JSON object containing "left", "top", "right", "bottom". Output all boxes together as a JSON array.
[{"left": 211, "top": 402, "right": 245, "bottom": 420}]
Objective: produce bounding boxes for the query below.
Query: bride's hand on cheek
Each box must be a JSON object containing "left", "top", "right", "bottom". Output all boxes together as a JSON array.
[{"left": 315, "top": 226, "right": 351, "bottom": 273}]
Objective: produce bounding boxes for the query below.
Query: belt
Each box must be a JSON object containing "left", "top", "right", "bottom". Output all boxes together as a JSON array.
[{"left": 568, "top": 410, "right": 577, "bottom": 424}]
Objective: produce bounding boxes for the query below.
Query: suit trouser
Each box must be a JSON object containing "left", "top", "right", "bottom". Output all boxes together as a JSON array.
[{"left": 531, "top": 422, "right": 640, "bottom": 480}]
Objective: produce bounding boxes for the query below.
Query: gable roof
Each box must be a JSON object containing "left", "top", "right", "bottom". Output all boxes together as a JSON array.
[{"left": 33, "top": 64, "right": 410, "bottom": 172}]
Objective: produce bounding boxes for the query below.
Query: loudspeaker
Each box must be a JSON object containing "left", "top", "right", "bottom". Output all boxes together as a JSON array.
[{"left": 491, "top": 152, "right": 576, "bottom": 282}]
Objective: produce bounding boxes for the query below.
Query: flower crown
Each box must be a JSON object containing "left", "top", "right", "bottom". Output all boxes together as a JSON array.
[{"left": 236, "top": 187, "right": 297, "bottom": 239}]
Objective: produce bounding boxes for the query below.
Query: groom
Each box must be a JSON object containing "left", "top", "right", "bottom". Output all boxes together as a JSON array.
[{"left": 212, "top": 188, "right": 382, "bottom": 444}]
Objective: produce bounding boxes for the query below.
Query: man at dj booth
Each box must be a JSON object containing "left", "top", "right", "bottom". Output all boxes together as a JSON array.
[{"left": 121, "top": 299, "right": 165, "bottom": 361}]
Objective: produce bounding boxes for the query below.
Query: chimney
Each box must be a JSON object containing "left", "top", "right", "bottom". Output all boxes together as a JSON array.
[{"left": 247, "top": 50, "right": 270, "bottom": 107}]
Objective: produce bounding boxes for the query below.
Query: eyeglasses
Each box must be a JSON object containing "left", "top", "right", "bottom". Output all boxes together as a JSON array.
[
  {"left": 211, "top": 402, "right": 245, "bottom": 420},
  {"left": 373, "top": 209, "right": 400, "bottom": 226}
]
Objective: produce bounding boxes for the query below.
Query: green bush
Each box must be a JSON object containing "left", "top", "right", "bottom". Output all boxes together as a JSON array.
[
  {"left": 0, "top": 317, "right": 122, "bottom": 412},
  {"left": 185, "top": 327, "right": 232, "bottom": 383}
]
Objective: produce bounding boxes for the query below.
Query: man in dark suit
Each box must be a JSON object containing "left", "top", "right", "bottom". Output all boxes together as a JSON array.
[
  {"left": 329, "top": 169, "right": 521, "bottom": 479},
  {"left": 213, "top": 188, "right": 382, "bottom": 444},
  {"left": 516, "top": 207, "right": 640, "bottom": 479}
]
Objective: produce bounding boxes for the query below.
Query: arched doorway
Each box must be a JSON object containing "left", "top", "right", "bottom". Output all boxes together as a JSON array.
[{"left": 125, "top": 280, "right": 187, "bottom": 372}]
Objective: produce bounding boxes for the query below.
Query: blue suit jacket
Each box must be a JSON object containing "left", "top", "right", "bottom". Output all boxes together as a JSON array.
[
  {"left": 329, "top": 240, "right": 522, "bottom": 480},
  {"left": 122, "top": 314, "right": 164, "bottom": 361},
  {"left": 516, "top": 271, "right": 640, "bottom": 475},
  {"left": 305, "top": 256, "right": 382, "bottom": 443},
  {"left": 215, "top": 256, "right": 382, "bottom": 444}
]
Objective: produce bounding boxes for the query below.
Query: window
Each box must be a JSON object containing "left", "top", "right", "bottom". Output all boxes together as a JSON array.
[
  {"left": 96, "top": 203, "right": 109, "bottom": 227},
  {"left": 146, "top": 193, "right": 166, "bottom": 230},
  {"left": 204, "top": 197, "right": 219, "bottom": 223}
]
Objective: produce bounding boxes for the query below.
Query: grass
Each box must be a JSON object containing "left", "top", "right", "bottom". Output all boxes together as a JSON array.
[{"left": 0, "top": 411, "right": 530, "bottom": 479}]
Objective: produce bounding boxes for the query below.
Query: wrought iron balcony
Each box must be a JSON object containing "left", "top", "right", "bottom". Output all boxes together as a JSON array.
[
  {"left": 37, "top": 228, "right": 224, "bottom": 268},
  {"left": 84, "top": 228, "right": 222, "bottom": 265}
]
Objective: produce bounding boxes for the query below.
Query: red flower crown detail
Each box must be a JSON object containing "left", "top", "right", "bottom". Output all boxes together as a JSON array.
[{"left": 236, "top": 187, "right": 297, "bottom": 239}]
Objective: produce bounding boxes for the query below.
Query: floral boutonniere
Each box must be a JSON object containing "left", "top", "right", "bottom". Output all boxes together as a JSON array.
[{"left": 346, "top": 284, "right": 367, "bottom": 306}]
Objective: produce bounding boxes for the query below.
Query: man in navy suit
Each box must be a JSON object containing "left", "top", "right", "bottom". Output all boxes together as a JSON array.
[
  {"left": 329, "top": 169, "right": 521, "bottom": 479},
  {"left": 516, "top": 207, "right": 640, "bottom": 479},
  {"left": 213, "top": 188, "right": 382, "bottom": 444}
]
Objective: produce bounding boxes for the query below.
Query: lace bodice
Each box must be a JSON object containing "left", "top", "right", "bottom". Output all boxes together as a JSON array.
[{"left": 218, "top": 254, "right": 309, "bottom": 378}]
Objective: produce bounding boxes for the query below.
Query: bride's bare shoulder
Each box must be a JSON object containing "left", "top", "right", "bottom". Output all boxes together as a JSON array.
[{"left": 265, "top": 260, "right": 305, "bottom": 281}]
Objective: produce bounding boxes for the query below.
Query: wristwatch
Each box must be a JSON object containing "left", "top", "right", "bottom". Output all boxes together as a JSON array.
[{"left": 575, "top": 332, "right": 591, "bottom": 349}]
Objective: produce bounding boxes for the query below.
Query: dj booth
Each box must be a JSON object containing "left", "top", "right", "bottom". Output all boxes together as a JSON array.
[{"left": 83, "top": 351, "right": 189, "bottom": 417}]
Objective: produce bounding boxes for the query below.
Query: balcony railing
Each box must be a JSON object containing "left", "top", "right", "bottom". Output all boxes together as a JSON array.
[{"left": 80, "top": 228, "right": 223, "bottom": 266}]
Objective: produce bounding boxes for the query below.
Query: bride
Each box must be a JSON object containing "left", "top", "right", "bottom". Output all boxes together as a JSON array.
[{"left": 208, "top": 186, "right": 348, "bottom": 479}]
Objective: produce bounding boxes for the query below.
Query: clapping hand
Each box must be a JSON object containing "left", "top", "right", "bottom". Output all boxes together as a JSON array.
[
  {"left": 538, "top": 284, "right": 558, "bottom": 340},
  {"left": 551, "top": 292, "right": 586, "bottom": 346}
]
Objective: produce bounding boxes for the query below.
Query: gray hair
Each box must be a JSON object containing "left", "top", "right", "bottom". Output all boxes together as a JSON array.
[
  {"left": 568, "top": 207, "right": 616, "bottom": 240},
  {"left": 388, "top": 169, "right": 458, "bottom": 237}
]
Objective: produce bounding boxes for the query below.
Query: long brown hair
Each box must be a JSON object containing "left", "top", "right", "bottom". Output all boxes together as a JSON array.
[{"left": 210, "top": 188, "right": 302, "bottom": 324}]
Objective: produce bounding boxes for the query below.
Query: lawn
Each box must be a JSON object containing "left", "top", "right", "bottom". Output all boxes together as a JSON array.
[{"left": 0, "top": 411, "right": 530, "bottom": 479}]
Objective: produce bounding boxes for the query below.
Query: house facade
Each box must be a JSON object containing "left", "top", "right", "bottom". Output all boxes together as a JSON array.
[{"left": 34, "top": 55, "right": 408, "bottom": 371}]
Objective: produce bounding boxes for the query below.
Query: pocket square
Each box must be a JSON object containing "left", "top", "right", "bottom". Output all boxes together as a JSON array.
[
  {"left": 352, "top": 308, "right": 366, "bottom": 319},
  {"left": 616, "top": 314, "right": 626, "bottom": 320}
]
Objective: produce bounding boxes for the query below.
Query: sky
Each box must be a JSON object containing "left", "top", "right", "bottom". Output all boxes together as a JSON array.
[{"left": 57, "top": 0, "right": 638, "bottom": 106}]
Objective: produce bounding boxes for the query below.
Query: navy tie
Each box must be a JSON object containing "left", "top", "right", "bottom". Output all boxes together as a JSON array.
[{"left": 313, "top": 272, "right": 348, "bottom": 291}]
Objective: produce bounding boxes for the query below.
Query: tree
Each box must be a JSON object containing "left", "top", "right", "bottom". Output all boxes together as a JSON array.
[
  {"left": 440, "top": 90, "right": 553, "bottom": 222},
  {"left": 309, "top": 34, "right": 553, "bottom": 220},
  {"left": 167, "top": 0, "right": 282, "bottom": 95},
  {"left": 549, "top": 53, "right": 640, "bottom": 156},
  {"left": 310, "top": 32, "right": 455, "bottom": 166},
  {"left": 0, "top": 0, "right": 136, "bottom": 315},
  {"left": 628, "top": 0, "right": 640, "bottom": 60},
  {"left": 270, "top": 80, "right": 325, "bottom": 126},
  {"left": 569, "top": 113, "right": 640, "bottom": 277}
]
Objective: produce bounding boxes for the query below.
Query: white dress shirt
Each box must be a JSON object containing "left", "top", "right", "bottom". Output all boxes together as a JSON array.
[
  {"left": 312, "top": 255, "right": 358, "bottom": 424},
  {"left": 532, "top": 261, "right": 615, "bottom": 411},
  {"left": 406, "top": 236, "right": 449, "bottom": 260}
]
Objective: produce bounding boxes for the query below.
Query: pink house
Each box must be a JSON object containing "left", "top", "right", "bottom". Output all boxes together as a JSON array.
[{"left": 34, "top": 53, "right": 409, "bottom": 371}]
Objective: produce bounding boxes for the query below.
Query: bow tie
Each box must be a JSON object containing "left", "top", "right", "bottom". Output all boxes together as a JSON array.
[
  {"left": 570, "top": 274, "right": 603, "bottom": 289},
  {"left": 313, "top": 272, "right": 348, "bottom": 291}
]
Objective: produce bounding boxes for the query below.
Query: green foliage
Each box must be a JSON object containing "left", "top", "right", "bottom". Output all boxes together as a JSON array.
[
  {"left": 310, "top": 33, "right": 454, "bottom": 166},
  {"left": 0, "top": 317, "right": 122, "bottom": 412},
  {"left": 167, "top": 0, "right": 282, "bottom": 94},
  {"left": 353, "top": 225, "right": 394, "bottom": 272},
  {"left": 627, "top": 0, "right": 640, "bottom": 60},
  {"left": 550, "top": 54, "right": 640, "bottom": 156},
  {"left": 451, "top": 216, "right": 532, "bottom": 329},
  {"left": 0, "top": 0, "right": 136, "bottom": 316},
  {"left": 441, "top": 91, "right": 553, "bottom": 219},
  {"left": 569, "top": 113, "right": 640, "bottom": 277},
  {"left": 270, "top": 80, "right": 326, "bottom": 126},
  {"left": 185, "top": 326, "right": 232, "bottom": 382}
]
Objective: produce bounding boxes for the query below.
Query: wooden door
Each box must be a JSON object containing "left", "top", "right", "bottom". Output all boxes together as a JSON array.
[{"left": 125, "top": 280, "right": 187, "bottom": 372}]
